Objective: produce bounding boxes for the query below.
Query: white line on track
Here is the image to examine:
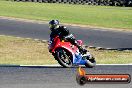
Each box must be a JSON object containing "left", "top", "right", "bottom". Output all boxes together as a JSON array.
[{"left": 20, "top": 64, "right": 132, "bottom": 67}]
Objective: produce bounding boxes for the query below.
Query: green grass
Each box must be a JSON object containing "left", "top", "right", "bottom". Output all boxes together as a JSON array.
[
  {"left": 0, "top": 35, "right": 132, "bottom": 65},
  {"left": 0, "top": 1, "right": 132, "bottom": 30},
  {"left": 88, "top": 49, "right": 132, "bottom": 64}
]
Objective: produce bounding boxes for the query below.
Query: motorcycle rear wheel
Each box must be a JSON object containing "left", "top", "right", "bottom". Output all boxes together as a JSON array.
[
  {"left": 54, "top": 48, "right": 73, "bottom": 68},
  {"left": 85, "top": 56, "right": 96, "bottom": 68}
]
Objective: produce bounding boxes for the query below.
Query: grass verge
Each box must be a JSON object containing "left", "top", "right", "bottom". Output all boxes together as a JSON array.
[
  {"left": 0, "top": 35, "right": 132, "bottom": 65},
  {"left": 0, "top": 35, "right": 57, "bottom": 65},
  {"left": 88, "top": 49, "right": 132, "bottom": 64},
  {"left": 0, "top": 1, "right": 132, "bottom": 30}
]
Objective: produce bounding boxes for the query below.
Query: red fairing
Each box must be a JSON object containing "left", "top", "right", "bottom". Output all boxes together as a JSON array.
[{"left": 49, "top": 36, "right": 78, "bottom": 54}]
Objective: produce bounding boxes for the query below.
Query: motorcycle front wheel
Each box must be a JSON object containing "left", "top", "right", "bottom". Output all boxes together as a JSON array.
[{"left": 54, "top": 48, "right": 73, "bottom": 68}]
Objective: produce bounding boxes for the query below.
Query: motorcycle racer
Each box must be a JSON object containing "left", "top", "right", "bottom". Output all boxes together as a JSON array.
[{"left": 49, "top": 20, "right": 87, "bottom": 54}]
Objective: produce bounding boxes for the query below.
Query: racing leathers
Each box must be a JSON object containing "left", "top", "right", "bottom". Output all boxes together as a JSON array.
[{"left": 49, "top": 26, "right": 87, "bottom": 54}]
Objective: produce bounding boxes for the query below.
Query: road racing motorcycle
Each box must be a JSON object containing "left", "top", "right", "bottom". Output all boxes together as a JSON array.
[{"left": 48, "top": 35, "right": 96, "bottom": 68}]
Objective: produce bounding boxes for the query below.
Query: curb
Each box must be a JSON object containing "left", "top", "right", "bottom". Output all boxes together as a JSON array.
[
  {"left": 83, "top": 45, "right": 113, "bottom": 51},
  {"left": 0, "top": 35, "right": 48, "bottom": 43}
]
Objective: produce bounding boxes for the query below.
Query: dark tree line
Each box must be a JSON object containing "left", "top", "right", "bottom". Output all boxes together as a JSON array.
[{"left": 14, "top": 0, "right": 132, "bottom": 7}]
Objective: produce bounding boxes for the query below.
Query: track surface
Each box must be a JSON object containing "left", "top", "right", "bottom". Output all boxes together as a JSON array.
[
  {"left": 0, "top": 18, "right": 132, "bottom": 88},
  {"left": 0, "top": 18, "right": 132, "bottom": 49},
  {"left": 0, "top": 65, "right": 131, "bottom": 88}
]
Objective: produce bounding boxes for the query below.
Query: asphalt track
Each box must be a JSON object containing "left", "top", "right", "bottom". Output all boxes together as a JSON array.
[
  {"left": 0, "top": 18, "right": 132, "bottom": 50},
  {"left": 0, "top": 18, "right": 132, "bottom": 88},
  {"left": 0, "top": 65, "right": 131, "bottom": 88}
]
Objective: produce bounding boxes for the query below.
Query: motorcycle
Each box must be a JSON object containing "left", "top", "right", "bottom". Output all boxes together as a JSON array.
[{"left": 48, "top": 35, "right": 96, "bottom": 68}]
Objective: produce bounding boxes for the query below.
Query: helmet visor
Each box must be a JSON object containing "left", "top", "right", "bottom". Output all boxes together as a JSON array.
[
  {"left": 49, "top": 24, "right": 55, "bottom": 29},
  {"left": 49, "top": 24, "right": 59, "bottom": 29}
]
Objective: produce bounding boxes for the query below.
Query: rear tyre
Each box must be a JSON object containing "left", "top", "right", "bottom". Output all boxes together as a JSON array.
[
  {"left": 54, "top": 48, "right": 72, "bottom": 68},
  {"left": 85, "top": 56, "right": 96, "bottom": 68}
]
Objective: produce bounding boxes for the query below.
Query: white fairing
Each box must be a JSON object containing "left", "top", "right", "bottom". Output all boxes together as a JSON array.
[
  {"left": 73, "top": 49, "right": 80, "bottom": 63},
  {"left": 82, "top": 51, "right": 92, "bottom": 59},
  {"left": 48, "top": 38, "right": 52, "bottom": 50}
]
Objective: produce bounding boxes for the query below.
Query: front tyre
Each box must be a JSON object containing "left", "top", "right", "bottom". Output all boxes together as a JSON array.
[{"left": 54, "top": 48, "right": 72, "bottom": 68}]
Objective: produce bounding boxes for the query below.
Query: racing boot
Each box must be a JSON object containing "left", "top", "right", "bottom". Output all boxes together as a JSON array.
[{"left": 78, "top": 46, "right": 87, "bottom": 55}]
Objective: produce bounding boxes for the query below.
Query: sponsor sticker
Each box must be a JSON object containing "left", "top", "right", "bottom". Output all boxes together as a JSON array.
[{"left": 76, "top": 67, "right": 131, "bottom": 85}]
